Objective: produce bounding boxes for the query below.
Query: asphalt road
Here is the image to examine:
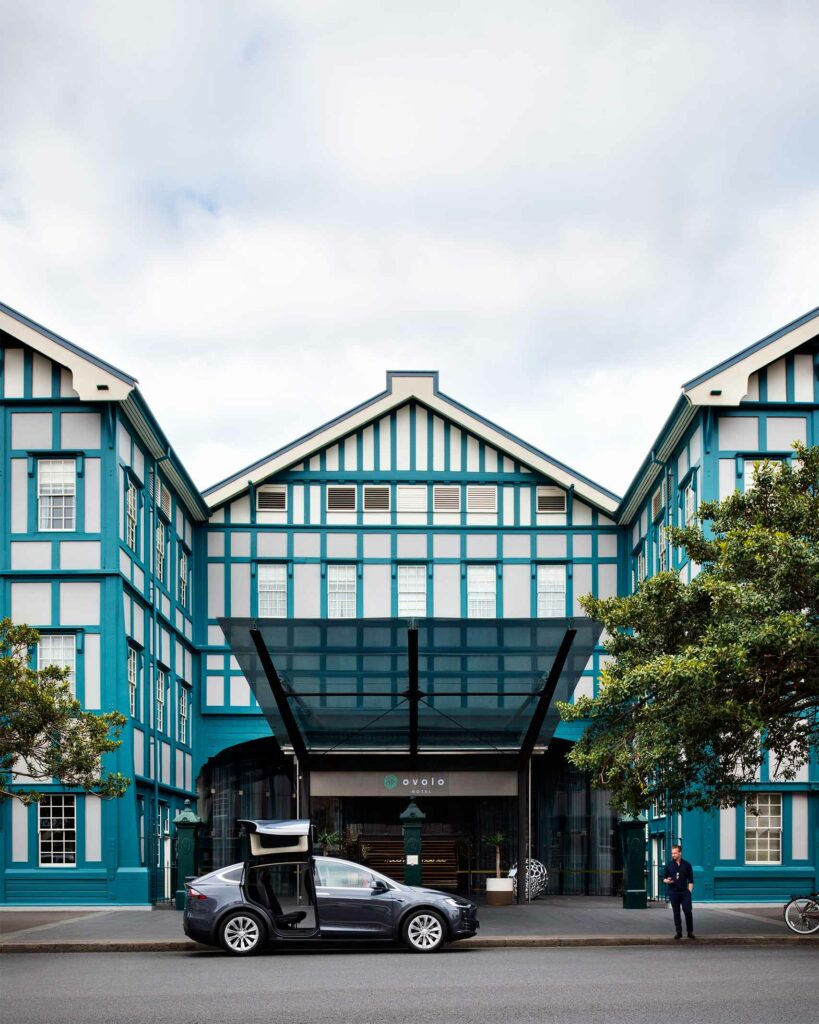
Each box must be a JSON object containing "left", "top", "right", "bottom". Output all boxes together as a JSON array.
[{"left": 3, "top": 946, "right": 818, "bottom": 1024}]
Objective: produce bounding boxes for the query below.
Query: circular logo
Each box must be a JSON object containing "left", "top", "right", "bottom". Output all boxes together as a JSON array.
[{"left": 383, "top": 774, "right": 398, "bottom": 790}]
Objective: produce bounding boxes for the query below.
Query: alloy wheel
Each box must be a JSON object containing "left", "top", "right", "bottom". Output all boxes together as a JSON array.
[
  {"left": 223, "top": 914, "right": 262, "bottom": 952},
  {"left": 406, "top": 913, "right": 444, "bottom": 951}
]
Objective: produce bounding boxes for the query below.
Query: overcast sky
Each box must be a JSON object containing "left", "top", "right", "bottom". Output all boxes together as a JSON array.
[{"left": 1, "top": 2, "right": 818, "bottom": 496}]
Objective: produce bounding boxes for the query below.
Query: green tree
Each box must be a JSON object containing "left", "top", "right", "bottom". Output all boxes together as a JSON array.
[
  {"left": 0, "top": 619, "right": 129, "bottom": 805},
  {"left": 559, "top": 443, "right": 819, "bottom": 816}
]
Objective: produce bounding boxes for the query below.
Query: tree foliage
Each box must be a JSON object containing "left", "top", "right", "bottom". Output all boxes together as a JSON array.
[
  {"left": 0, "top": 619, "right": 129, "bottom": 805},
  {"left": 559, "top": 443, "right": 819, "bottom": 816}
]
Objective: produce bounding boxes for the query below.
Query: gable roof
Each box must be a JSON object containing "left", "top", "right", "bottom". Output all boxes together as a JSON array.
[{"left": 204, "top": 371, "right": 621, "bottom": 513}]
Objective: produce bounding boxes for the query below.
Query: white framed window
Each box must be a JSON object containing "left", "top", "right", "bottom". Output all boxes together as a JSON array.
[
  {"left": 178, "top": 551, "right": 188, "bottom": 607},
  {"left": 467, "top": 564, "right": 496, "bottom": 618},
  {"left": 537, "top": 565, "right": 566, "bottom": 617},
  {"left": 38, "top": 634, "right": 76, "bottom": 696},
  {"left": 363, "top": 485, "right": 390, "bottom": 512},
  {"left": 128, "top": 646, "right": 138, "bottom": 717},
  {"left": 39, "top": 794, "right": 76, "bottom": 866},
  {"left": 328, "top": 564, "right": 356, "bottom": 618},
  {"left": 258, "top": 563, "right": 287, "bottom": 618},
  {"left": 126, "top": 481, "right": 138, "bottom": 550},
  {"left": 327, "top": 486, "right": 356, "bottom": 512},
  {"left": 658, "top": 524, "right": 668, "bottom": 572},
  {"left": 683, "top": 484, "right": 696, "bottom": 527},
  {"left": 155, "top": 524, "right": 165, "bottom": 583},
  {"left": 397, "top": 564, "right": 427, "bottom": 617},
  {"left": 745, "top": 793, "right": 782, "bottom": 864},
  {"left": 396, "top": 485, "right": 427, "bottom": 512},
  {"left": 178, "top": 684, "right": 189, "bottom": 744},
  {"left": 537, "top": 486, "right": 566, "bottom": 514},
  {"left": 433, "top": 485, "right": 460, "bottom": 512},
  {"left": 257, "top": 485, "right": 287, "bottom": 512},
  {"left": 38, "top": 459, "right": 76, "bottom": 531},
  {"left": 466, "top": 485, "right": 497, "bottom": 514},
  {"left": 636, "top": 548, "right": 647, "bottom": 584},
  {"left": 156, "top": 669, "right": 167, "bottom": 732}
]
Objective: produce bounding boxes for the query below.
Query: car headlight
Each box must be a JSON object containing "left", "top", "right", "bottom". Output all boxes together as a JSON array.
[{"left": 444, "top": 898, "right": 472, "bottom": 909}]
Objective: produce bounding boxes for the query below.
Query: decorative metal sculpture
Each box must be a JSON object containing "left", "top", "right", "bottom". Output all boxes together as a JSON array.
[{"left": 508, "top": 858, "right": 549, "bottom": 900}]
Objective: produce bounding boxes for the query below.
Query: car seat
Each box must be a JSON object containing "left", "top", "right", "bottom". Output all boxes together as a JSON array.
[{"left": 261, "top": 873, "right": 307, "bottom": 929}]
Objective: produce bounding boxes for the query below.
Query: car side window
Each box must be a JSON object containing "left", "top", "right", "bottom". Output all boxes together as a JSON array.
[{"left": 316, "top": 862, "right": 375, "bottom": 888}]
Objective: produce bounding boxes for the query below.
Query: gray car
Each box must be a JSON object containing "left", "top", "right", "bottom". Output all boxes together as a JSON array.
[{"left": 183, "top": 819, "right": 479, "bottom": 955}]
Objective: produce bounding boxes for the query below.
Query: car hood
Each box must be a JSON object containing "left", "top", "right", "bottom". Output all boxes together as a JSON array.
[{"left": 410, "top": 886, "right": 473, "bottom": 904}]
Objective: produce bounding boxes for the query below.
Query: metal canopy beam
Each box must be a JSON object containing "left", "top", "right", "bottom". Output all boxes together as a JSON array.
[
  {"left": 407, "top": 626, "right": 420, "bottom": 759},
  {"left": 250, "top": 628, "right": 311, "bottom": 767},
  {"left": 518, "top": 628, "right": 577, "bottom": 766}
]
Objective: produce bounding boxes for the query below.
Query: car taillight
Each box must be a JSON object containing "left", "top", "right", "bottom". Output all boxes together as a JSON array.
[{"left": 186, "top": 886, "right": 207, "bottom": 901}]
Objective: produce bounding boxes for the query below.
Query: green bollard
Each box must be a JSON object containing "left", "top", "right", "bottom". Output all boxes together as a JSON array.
[
  {"left": 400, "top": 800, "right": 426, "bottom": 887},
  {"left": 173, "top": 800, "right": 202, "bottom": 910}
]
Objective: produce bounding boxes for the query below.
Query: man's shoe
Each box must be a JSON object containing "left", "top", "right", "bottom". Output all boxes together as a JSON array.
[
  {"left": 674, "top": 934, "right": 683, "bottom": 940},
  {"left": 686, "top": 934, "right": 697, "bottom": 940}
]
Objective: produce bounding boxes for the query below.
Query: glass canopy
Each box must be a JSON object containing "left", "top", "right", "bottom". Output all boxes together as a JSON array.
[{"left": 218, "top": 617, "right": 601, "bottom": 755}]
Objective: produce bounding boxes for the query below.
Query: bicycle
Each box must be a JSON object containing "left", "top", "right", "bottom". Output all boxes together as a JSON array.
[{"left": 783, "top": 893, "right": 819, "bottom": 934}]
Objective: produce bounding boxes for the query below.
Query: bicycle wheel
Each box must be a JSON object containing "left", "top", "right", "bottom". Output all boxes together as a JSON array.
[{"left": 783, "top": 897, "right": 819, "bottom": 935}]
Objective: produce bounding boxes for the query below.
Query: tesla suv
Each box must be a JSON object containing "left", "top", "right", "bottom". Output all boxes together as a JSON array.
[{"left": 183, "top": 819, "right": 479, "bottom": 955}]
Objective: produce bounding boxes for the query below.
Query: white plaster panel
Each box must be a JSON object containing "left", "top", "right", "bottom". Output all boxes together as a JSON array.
[
  {"left": 363, "top": 563, "right": 391, "bottom": 617},
  {"left": 84, "top": 458, "right": 101, "bottom": 533},
  {"left": 503, "top": 563, "right": 530, "bottom": 617},
  {"left": 61, "top": 412, "right": 101, "bottom": 450},
  {"left": 231, "top": 532, "right": 251, "bottom": 558},
  {"left": 133, "top": 565, "right": 144, "bottom": 594},
  {"left": 161, "top": 742, "right": 171, "bottom": 784},
  {"left": 485, "top": 447, "right": 498, "bottom": 472},
  {"left": 230, "top": 563, "right": 251, "bottom": 616},
  {"left": 466, "top": 434, "right": 479, "bottom": 471},
  {"left": 397, "top": 534, "right": 427, "bottom": 559},
  {"left": 292, "top": 533, "right": 319, "bottom": 557},
  {"left": 433, "top": 534, "right": 461, "bottom": 559},
  {"left": 689, "top": 426, "right": 702, "bottom": 466},
  {"left": 574, "top": 535, "right": 592, "bottom": 558},
  {"left": 466, "top": 534, "right": 497, "bottom": 559},
  {"left": 363, "top": 534, "right": 391, "bottom": 558},
  {"left": 309, "top": 485, "right": 322, "bottom": 524},
  {"left": 325, "top": 444, "right": 339, "bottom": 470},
  {"left": 294, "top": 563, "right": 321, "bottom": 616},
  {"left": 32, "top": 352, "right": 53, "bottom": 397},
  {"left": 118, "top": 423, "right": 131, "bottom": 465},
  {"left": 450, "top": 427, "right": 461, "bottom": 470},
  {"left": 766, "top": 357, "right": 787, "bottom": 401},
  {"left": 3, "top": 347, "right": 25, "bottom": 397},
  {"left": 598, "top": 563, "right": 618, "bottom": 600},
  {"left": 12, "top": 582, "right": 52, "bottom": 625},
  {"left": 640, "top": 508, "right": 648, "bottom": 536},
  {"left": 792, "top": 794, "right": 809, "bottom": 860},
  {"left": 133, "top": 445, "right": 145, "bottom": 483},
  {"left": 719, "top": 805, "right": 736, "bottom": 860},
  {"left": 84, "top": 632, "right": 101, "bottom": 709},
  {"left": 210, "top": 507, "right": 225, "bottom": 524},
  {"left": 207, "top": 625, "right": 225, "bottom": 646},
  {"left": 518, "top": 488, "right": 531, "bottom": 526},
  {"left": 719, "top": 459, "right": 737, "bottom": 500},
  {"left": 11, "top": 541, "right": 51, "bottom": 570},
  {"left": 344, "top": 434, "right": 358, "bottom": 471},
  {"left": 207, "top": 531, "right": 225, "bottom": 556},
  {"left": 794, "top": 354, "right": 814, "bottom": 402},
  {"left": 378, "top": 415, "right": 391, "bottom": 469},
  {"left": 503, "top": 534, "right": 530, "bottom": 559},
  {"left": 85, "top": 795, "right": 102, "bottom": 861},
  {"left": 415, "top": 406, "right": 428, "bottom": 471},
  {"left": 432, "top": 416, "right": 445, "bottom": 470},
  {"left": 503, "top": 486, "right": 515, "bottom": 525},
  {"left": 207, "top": 564, "right": 225, "bottom": 618},
  {"left": 60, "top": 541, "right": 101, "bottom": 570},
  {"left": 433, "top": 563, "right": 461, "bottom": 616},
  {"left": 292, "top": 484, "right": 305, "bottom": 524},
  {"left": 395, "top": 405, "right": 411, "bottom": 470},
  {"left": 766, "top": 416, "right": 806, "bottom": 449},
  {"left": 718, "top": 416, "right": 759, "bottom": 451},
  {"left": 361, "top": 424, "right": 375, "bottom": 470},
  {"left": 160, "top": 627, "right": 170, "bottom": 666},
  {"left": 133, "top": 728, "right": 144, "bottom": 776},
  {"left": 327, "top": 533, "right": 357, "bottom": 558},
  {"left": 11, "top": 798, "right": 29, "bottom": 861},
  {"left": 574, "top": 677, "right": 594, "bottom": 702},
  {"left": 59, "top": 582, "right": 100, "bottom": 625},
  {"left": 573, "top": 501, "right": 592, "bottom": 526},
  {"left": 185, "top": 753, "right": 193, "bottom": 788},
  {"left": 230, "top": 677, "right": 251, "bottom": 706},
  {"left": 573, "top": 564, "right": 593, "bottom": 615},
  {"left": 599, "top": 534, "right": 618, "bottom": 558},
  {"left": 11, "top": 412, "right": 52, "bottom": 449},
  {"left": 230, "top": 495, "right": 251, "bottom": 523},
  {"left": 677, "top": 448, "right": 689, "bottom": 479},
  {"left": 536, "top": 534, "right": 567, "bottom": 558},
  {"left": 133, "top": 607, "right": 144, "bottom": 647},
  {"left": 176, "top": 750, "right": 184, "bottom": 789},
  {"left": 206, "top": 677, "right": 224, "bottom": 705},
  {"left": 10, "top": 459, "right": 28, "bottom": 533}
]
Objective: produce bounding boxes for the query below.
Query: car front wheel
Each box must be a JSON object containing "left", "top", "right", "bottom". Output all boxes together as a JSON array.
[
  {"left": 219, "top": 910, "right": 266, "bottom": 956},
  {"left": 402, "top": 910, "right": 446, "bottom": 953}
]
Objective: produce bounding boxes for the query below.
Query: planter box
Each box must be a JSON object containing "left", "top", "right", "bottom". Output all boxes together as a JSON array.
[{"left": 486, "top": 877, "right": 514, "bottom": 906}]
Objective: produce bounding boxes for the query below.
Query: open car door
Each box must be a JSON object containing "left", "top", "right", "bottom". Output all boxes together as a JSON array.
[{"left": 238, "top": 819, "right": 319, "bottom": 937}]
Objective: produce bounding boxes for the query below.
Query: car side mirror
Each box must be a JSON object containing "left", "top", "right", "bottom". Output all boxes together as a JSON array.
[{"left": 370, "top": 879, "right": 389, "bottom": 894}]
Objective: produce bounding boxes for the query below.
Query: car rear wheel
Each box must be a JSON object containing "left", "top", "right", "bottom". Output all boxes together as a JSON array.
[
  {"left": 402, "top": 910, "right": 446, "bottom": 953},
  {"left": 219, "top": 911, "right": 266, "bottom": 956}
]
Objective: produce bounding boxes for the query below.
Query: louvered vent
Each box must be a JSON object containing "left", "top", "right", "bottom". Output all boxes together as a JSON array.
[
  {"left": 466, "top": 485, "right": 497, "bottom": 513},
  {"left": 651, "top": 487, "right": 663, "bottom": 521},
  {"left": 536, "top": 486, "right": 566, "bottom": 513},
  {"left": 154, "top": 474, "right": 171, "bottom": 518},
  {"left": 363, "top": 485, "right": 390, "bottom": 512},
  {"left": 433, "top": 485, "right": 460, "bottom": 512},
  {"left": 397, "top": 485, "right": 427, "bottom": 512},
  {"left": 257, "top": 486, "right": 287, "bottom": 512},
  {"left": 327, "top": 485, "right": 356, "bottom": 511}
]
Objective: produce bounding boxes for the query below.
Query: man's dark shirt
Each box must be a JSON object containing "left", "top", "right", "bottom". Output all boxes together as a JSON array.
[{"left": 663, "top": 858, "right": 694, "bottom": 894}]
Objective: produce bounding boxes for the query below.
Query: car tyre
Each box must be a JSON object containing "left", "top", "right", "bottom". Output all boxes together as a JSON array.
[
  {"left": 219, "top": 910, "right": 266, "bottom": 956},
  {"left": 402, "top": 909, "right": 446, "bottom": 953}
]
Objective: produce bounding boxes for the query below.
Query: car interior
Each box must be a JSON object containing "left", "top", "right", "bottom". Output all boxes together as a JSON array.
[{"left": 245, "top": 862, "right": 318, "bottom": 934}]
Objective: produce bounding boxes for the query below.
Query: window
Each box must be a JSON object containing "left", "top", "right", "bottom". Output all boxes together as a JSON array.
[
  {"left": 745, "top": 793, "right": 782, "bottom": 864},
  {"left": 327, "top": 565, "right": 356, "bottom": 618},
  {"left": 38, "top": 634, "right": 76, "bottom": 696},
  {"left": 398, "top": 565, "right": 427, "bottom": 617},
  {"left": 39, "top": 794, "right": 76, "bottom": 866},
  {"left": 466, "top": 485, "right": 497, "bottom": 514},
  {"left": 396, "top": 485, "right": 427, "bottom": 512},
  {"left": 315, "top": 860, "right": 376, "bottom": 888},
  {"left": 156, "top": 669, "right": 167, "bottom": 732},
  {"left": 433, "top": 485, "right": 460, "bottom": 512},
  {"left": 327, "top": 486, "right": 356, "bottom": 512},
  {"left": 467, "top": 565, "right": 496, "bottom": 618},
  {"left": 537, "top": 486, "right": 566, "bottom": 514},
  {"left": 658, "top": 524, "right": 668, "bottom": 572},
  {"left": 38, "top": 459, "right": 76, "bottom": 531},
  {"left": 363, "top": 485, "right": 390, "bottom": 512},
  {"left": 128, "top": 646, "right": 138, "bottom": 717},
  {"left": 178, "top": 684, "right": 189, "bottom": 744},
  {"left": 153, "top": 473, "right": 171, "bottom": 519},
  {"left": 257, "top": 486, "right": 286, "bottom": 512},
  {"left": 684, "top": 484, "right": 696, "bottom": 527},
  {"left": 178, "top": 551, "right": 188, "bottom": 607},
  {"left": 537, "top": 565, "right": 566, "bottom": 617},
  {"left": 155, "top": 524, "right": 165, "bottom": 583},
  {"left": 126, "top": 481, "right": 138, "bottom": 550},
  {"left": 258, "top": 563, "right": 287, "bottom": 618},
  {"left": 636, "top": 547, "right": 647, "bottom": 584}
]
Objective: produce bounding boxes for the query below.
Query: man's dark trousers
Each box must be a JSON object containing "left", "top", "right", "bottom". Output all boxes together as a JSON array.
[{"left": 670, "top": 890, "right": 694, "bottom": 936}]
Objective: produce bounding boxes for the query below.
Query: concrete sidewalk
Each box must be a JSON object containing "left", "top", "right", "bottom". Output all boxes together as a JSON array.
[{"left": 2, "top": 897, "right": 817, "bottom": 952}]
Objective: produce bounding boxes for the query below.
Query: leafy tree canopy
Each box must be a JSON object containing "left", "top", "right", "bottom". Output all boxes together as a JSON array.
[
  {"left": 0, "top": 619, "right": 129, "bottom": 805},
  {"left": 559, "top": 443, "right": 819, "bottom": 816}
]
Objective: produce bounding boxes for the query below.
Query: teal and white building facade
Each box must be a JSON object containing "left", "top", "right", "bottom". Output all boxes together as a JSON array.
[{"left": 0, "top": 300, "right": 817, "bottom": 905}]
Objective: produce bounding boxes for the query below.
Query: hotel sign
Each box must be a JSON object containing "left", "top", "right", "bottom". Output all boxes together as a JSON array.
[
  {"left": 311, "top": 770, "right": 516, "bottom": 797},
  {"left": 382, "top": 773, "right": 449, "bottom": 796}
]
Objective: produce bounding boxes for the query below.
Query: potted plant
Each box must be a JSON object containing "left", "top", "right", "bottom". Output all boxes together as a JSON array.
[
  {"left": 318, "top": 829, "right": 343, "bottom": 856},
  {"left": 483, "top": 832, "right": 514, "bottom": 906}
]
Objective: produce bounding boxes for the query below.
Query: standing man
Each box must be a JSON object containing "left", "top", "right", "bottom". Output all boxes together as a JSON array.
[{"left": 663, "top": 844, "right": 695, "bottom": 940}]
